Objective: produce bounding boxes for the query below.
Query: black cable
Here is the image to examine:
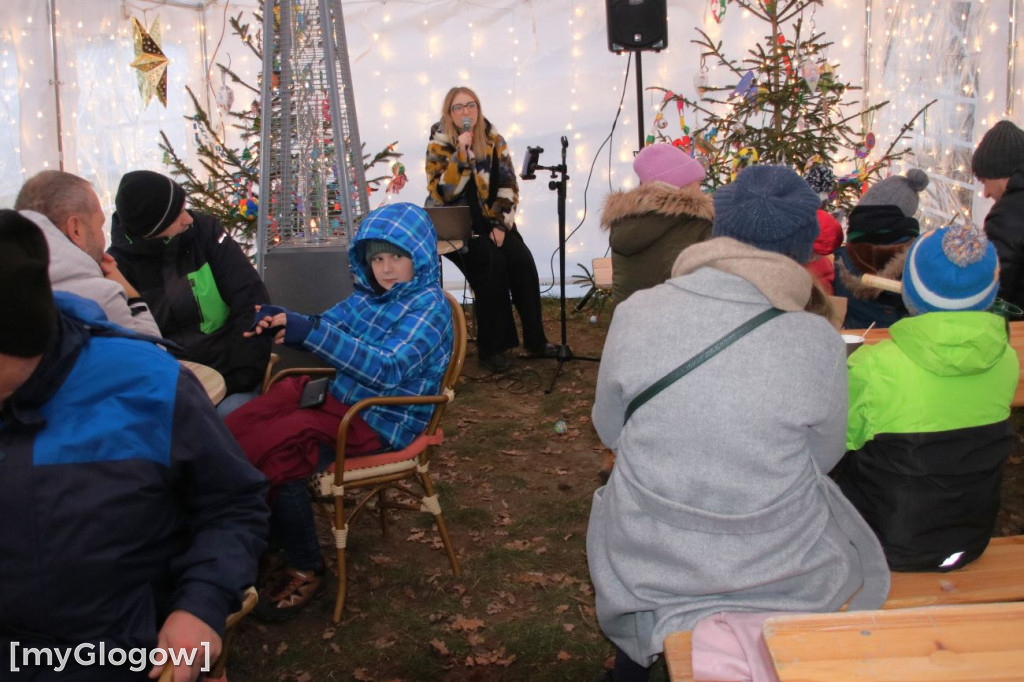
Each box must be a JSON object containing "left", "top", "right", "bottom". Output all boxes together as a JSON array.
[{"left": 539, "top": 52, "right": 633, "bottom": 295}]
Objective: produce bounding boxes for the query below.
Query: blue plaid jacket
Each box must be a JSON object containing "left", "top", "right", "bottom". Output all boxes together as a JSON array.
[{"left": 298, "top": 203, "right": 453, "bottom": 449}]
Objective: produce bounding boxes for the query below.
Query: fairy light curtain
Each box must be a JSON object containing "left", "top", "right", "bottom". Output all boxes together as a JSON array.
[
  {"left": 0, "top": 28, "right": 21, "bottom": 207},
  {"left": 866, "top": 0, "right": 1017, "bottom": 229},
  {"left": 0, "top": 0, "right": 244, "bottom": 216}
]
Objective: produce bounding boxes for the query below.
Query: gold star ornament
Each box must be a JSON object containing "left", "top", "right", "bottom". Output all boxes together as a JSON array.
[{"left": 130, "top": 16, "right": 169, "bottom": 108}]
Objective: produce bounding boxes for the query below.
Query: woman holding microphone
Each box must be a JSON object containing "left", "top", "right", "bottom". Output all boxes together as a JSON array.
[{"left": 426, "top": 86, "right": 554, "bottom": 373}]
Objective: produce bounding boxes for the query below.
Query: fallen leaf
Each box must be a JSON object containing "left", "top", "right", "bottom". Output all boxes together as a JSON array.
[
  {"left": 557, "top": 650, "right": 572, "bottom": 661},
  {"left": 353, "top": 669, "right": 373, "bottom": 681},
  {"left": 555, "top": 604, "right": 570, "bottom": 613},
  {"left": 430, "top": 638, "right": 450, "bottom": 656},
  {"left": 451, "top": 614, "right": 485, "bottom": 632},
  {"left": 274, "top": 642, "right": 288, "bottom": 656},
  {"left": 321, "top": 628, "right": 335, "bottom": 640}
]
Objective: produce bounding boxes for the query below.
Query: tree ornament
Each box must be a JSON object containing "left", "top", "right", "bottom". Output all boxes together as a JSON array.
[
  {"left": 694, "top": 68, "right": 710, "bottom": 101},
  {"left": 731, "top": 71, "right": 756, "bottom": 100},
  {"left": 711, "top": 0, "right": 727, "bottom": 23},
  {"left": 216, "top": 82, "right": 234, "bottom": 111},
  {"left": 130, "top": 15, "right": 169, "bottom": 108},
  {"left": 800, "top": 59, "right": 821, "bottom": 92},
  {"left": 731, "top": 146, "right": 759, "bottom": 180}
]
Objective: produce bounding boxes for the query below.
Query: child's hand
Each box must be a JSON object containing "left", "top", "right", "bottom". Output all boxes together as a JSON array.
[{"left": 245, "top": 304, "right": 287, "bottom": 342}]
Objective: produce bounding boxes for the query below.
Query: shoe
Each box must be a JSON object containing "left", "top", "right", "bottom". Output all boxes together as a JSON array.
[
  {"left": 479, "top": 351, "right": 512, "bottom": 373},
  {"left": 525, "top": 342, "right": 560, "bottom": 359},
  {"left": 254, "top": 566, "right": 324, "bottom": 622}
]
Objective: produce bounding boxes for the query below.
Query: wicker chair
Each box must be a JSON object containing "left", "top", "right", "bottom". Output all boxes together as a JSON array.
[
  {"left": 262, "top": 290, "right": 467, "bottom": 622},
  {"left": 157, "top": 586, "right": 258, "bottom": 682}
]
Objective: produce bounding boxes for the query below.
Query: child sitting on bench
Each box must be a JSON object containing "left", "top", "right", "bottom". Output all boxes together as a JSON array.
[{"left": 834, "top": 223, "right": 1018, "bottom": 571}]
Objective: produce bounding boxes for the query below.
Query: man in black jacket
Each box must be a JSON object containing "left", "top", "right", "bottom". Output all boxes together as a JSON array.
[
  {"left": 973, "top": 120, "right": 1024, "bottom": 309},
  {"left": 0, "top": 210, "right": 268, "bottom": 681},
  {"left": 108, "top": 170, "right": 272, "bottom": 415}
]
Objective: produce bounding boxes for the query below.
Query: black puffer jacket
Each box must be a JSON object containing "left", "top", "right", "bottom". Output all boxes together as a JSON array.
[
  {"left": 982, "top": 170, "right": 1024, "bottom": 308},
  {"left": 108, "top": 211, "right": 271, "bottom": 394}
]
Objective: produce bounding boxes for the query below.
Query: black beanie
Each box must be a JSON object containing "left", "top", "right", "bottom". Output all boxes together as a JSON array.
[
  {"left": 363, "top": 238, "right": 411, "bottom": 264},
  {"left": 115, "top": 170, "right": 187, "bottom": 239},
  {"left": 972, "top": 120, "right": 1024, "bottom": 179},
  {"left": 0, "top": 209, "right": 55, "bottom": 357}
]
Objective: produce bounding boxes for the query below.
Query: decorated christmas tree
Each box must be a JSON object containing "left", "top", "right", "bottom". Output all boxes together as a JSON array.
[
  {"left": 159, "top": 10, "right": 401, "bottom": 250},
  {"left": 649, "top": 0, "right": 933, "bottom": 210}
]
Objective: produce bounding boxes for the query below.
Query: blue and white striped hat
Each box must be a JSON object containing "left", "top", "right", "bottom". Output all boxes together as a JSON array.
[{"left": 902, "top": 224, "right": 999, "bottom": 314}]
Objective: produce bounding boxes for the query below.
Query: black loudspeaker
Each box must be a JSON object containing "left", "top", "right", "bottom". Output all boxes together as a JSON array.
[{"left": 606, "top": 0, "right": 668, "bottom": 53}]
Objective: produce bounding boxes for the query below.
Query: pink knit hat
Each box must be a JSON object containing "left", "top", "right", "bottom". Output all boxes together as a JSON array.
[{"left": 633, "top": 144, "right": 706, "bottom": 188}]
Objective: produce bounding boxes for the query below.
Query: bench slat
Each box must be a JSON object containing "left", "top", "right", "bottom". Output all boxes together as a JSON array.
[
  {"left": 765, "top": 602, "right": 1024, "bottom": 681},
  {"left": 664, "top": 535, "right": 1024, "bottom": 682}
]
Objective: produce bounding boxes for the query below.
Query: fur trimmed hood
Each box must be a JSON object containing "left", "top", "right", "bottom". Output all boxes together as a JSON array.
[
  {"left": 836, "top": 243, "right": 909, "bottom": 300},
  {"left": 601, "top": 181, "right": 714, "bottom": 229}
]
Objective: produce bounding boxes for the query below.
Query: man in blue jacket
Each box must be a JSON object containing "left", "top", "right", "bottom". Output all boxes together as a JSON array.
[{"left": 0, "top": 209, "right": 269, "bottom": 681}]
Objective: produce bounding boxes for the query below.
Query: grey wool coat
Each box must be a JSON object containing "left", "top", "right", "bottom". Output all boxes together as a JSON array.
[{"left": 586, "top": 238, "right": 890, "bottom": 666}]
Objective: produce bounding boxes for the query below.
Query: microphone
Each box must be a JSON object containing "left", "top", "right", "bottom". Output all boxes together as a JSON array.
[{"left": 460, "top": 117, "right": 472, "bottom": 158}]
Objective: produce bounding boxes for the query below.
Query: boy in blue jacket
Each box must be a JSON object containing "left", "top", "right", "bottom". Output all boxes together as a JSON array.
[{"left": 226, "top": 202, "right": 453, "bottom": 620}]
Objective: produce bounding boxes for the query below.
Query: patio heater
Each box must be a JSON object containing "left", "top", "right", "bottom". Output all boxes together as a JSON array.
[{"left": 255, "top": 0, "right": 368, "bottom": 327}]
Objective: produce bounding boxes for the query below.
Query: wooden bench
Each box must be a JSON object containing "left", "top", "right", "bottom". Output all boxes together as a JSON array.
[
  {"left": 664, "top": 535, "right": 1024, "bottom": 681},
  {"left": 592, "top": 257, "right": 613, "bottom": 293},
  {"left": 765, "top": 602, "right": 1024, "bottom": 681}
]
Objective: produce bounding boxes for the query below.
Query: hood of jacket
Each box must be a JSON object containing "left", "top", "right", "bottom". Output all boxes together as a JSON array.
[
  {"left": 890, "top": 311, "right": 1010, "bottom": 377},
  {"left": 836, "top": 243, "right": 909, "bottom": 300},
  {"left": 348, "top": 203, "right": 441, "bottom": 301},
  {"left": 601, "top": 182, "right": 713, "bottom": 254}
]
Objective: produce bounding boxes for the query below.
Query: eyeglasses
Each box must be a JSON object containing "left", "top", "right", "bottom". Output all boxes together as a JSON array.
[{"left": 450, "top": 102, "right": 478, "bottom": 114}]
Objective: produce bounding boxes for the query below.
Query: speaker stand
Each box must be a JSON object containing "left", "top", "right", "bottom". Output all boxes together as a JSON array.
[{"left": 634, "top": 50, "right": 645, "bottom": 151}]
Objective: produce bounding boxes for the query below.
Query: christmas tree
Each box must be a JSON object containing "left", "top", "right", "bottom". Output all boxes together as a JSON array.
[
  {"left": 650, "top": 0, "right": 933, "bottom": 210},
  {"left": 159, "top": 10, "right": 401, "bottom": 250}
]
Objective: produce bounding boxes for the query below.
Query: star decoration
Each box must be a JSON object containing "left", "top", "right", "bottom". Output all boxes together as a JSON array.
[{"left": 130, "top": 16, "right": 169, "bottom": 108}]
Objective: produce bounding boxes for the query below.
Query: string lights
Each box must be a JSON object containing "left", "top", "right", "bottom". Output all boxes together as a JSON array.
[{"left": 0, "top": 0, "right": 1019, "bottom": 269}]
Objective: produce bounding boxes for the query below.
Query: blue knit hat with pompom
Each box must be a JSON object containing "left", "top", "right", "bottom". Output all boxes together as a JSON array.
[{"left": 902, "top": 224, "right": 999, "bottom": 314}]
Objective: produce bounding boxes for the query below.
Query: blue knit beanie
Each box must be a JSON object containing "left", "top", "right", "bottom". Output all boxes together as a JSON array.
[
  {"left": 902, "top": 224, "right": 999, "bottom": 314},
  {"left": 712, "top": 165, "right": 819, "bottom": 263}
]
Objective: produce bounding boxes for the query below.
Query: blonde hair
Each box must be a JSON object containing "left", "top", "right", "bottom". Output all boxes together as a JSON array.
[{"left": 440, "top": 86, "right": 489, "bottom": 159}]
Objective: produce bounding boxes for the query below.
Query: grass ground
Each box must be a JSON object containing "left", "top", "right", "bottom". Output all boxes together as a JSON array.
[{"left": 228, "top": 296, "right": 1024, "bottom": 682}]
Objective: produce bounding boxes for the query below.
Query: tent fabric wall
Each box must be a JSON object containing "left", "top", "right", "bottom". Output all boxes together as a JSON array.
[{"left": 0, "top": 0, "right": 1018, "bottom": 283}]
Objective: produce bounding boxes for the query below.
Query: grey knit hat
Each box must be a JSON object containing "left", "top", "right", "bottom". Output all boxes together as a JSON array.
[
  {"left": 712, "top": 165, "right": 820, "bottom": 263},
  {"left": 363, "top": 238, "right": 410, "bottom": 264},
  {"left": 857, "top": 168, "right": 929, "bottom": 217},
  {"left": 972, "top": 120, "right": 1024, "bottom": 179}
]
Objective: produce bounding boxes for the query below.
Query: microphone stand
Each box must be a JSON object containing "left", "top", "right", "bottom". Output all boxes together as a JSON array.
[{"left": 528, "top": 136, "right": 600, "bottom": 393}]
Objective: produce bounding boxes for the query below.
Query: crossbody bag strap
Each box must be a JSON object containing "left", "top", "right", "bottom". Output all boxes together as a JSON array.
[{"left": 623, "top": 307, "right": 784, "bottom": 425}]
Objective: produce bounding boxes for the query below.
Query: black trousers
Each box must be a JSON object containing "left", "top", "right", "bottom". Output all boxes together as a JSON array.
[{"left": 443, "top": 228, "right": 548, "bottom": 357}]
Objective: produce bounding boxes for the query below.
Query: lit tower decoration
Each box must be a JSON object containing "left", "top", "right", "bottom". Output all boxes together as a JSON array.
[{"left": 256, "top": 0, "right": 368, "bottom": 282}]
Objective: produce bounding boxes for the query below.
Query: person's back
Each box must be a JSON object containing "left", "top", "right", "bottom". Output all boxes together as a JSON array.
[
  {"left": 836, "top": 224, "right": 1018, "bottom": 572},
  {"left": 109, "top": 170, "right": 272, "bottom": 400},
  {"left": 602, "top": 143, "right": 713, "bottom": 310},
  {"left": 587, "top": 166, "right": 888, "bottom": 679},
  {"left": 833, "top": 169, "right": 929, "bottom": 329},
  {"left": 0, "top": 211, "right": 268, "bottom": 679}
]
